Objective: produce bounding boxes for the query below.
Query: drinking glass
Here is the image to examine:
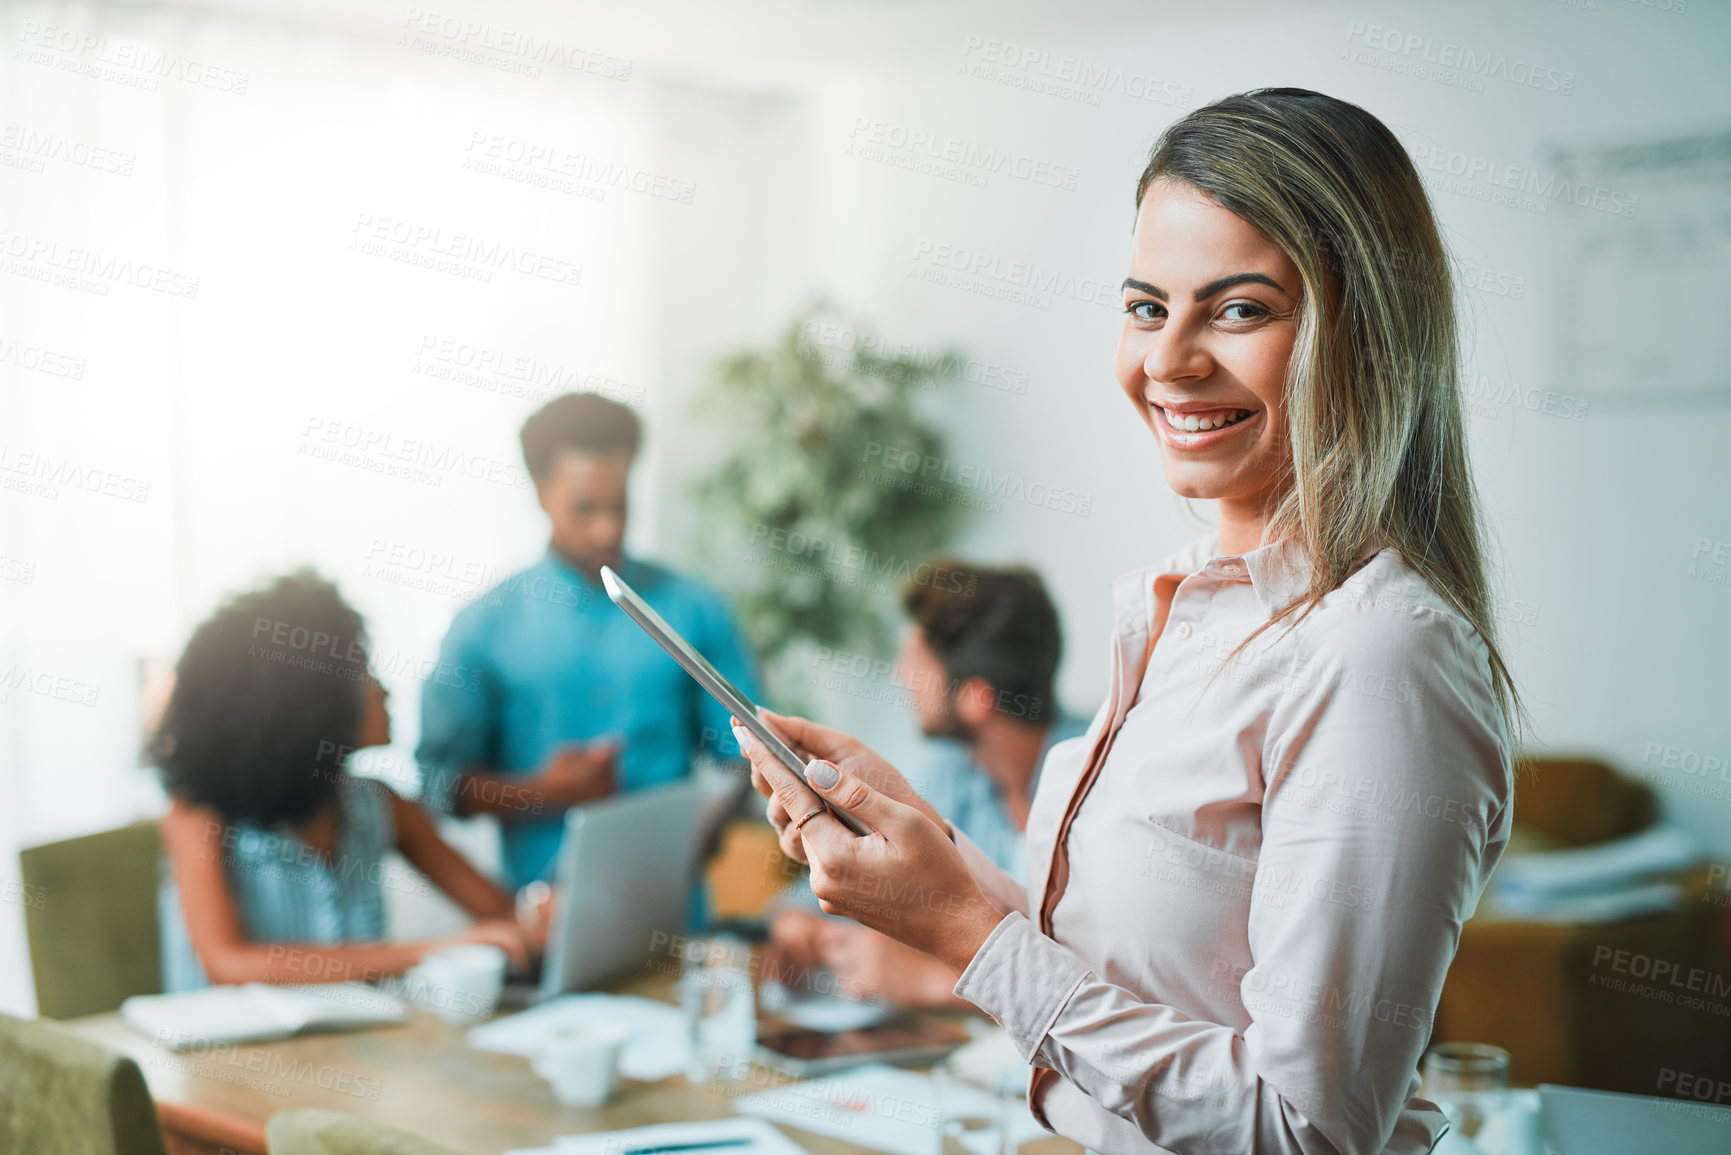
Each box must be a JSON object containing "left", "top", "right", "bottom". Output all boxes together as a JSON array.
[
  {"left": 1422, "top": 1042, "right": 1511, "bottom": 1140},
  {"left": 677, "top": 933, "right": 757, "bottom": 1083},
  {"left": 933, "top": 1056, "right": 1021, "bottom": 1155}
]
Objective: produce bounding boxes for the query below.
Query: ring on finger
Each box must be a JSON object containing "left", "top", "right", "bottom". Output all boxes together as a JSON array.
[{"left": 793, "top": 805, "right": 826, "bottom": 831}]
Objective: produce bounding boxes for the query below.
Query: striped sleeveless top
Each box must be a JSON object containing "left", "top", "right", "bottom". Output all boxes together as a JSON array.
[{"left": 158, "top": 774, "right": 396, "bottom": 991}]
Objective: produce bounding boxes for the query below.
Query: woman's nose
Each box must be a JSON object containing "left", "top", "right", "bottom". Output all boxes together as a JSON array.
[{"left": 1143, "top": 326, "right": 1212, "bottom": 385}]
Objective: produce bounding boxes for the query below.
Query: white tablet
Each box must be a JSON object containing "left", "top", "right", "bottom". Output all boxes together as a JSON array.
[{"left": 599, "top": 565, "right": 869, "bottom": 837}]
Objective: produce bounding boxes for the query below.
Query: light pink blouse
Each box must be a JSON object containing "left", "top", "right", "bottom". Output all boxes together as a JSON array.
[{"left": 949, "top": 532, "right": 1513, "bottom": 1155}]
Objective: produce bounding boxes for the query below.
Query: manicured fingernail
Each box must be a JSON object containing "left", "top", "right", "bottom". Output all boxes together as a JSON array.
[
  {"left": 807, "top": 759, "right": 839, "bottom": 789},
  {"left": 731, "top": 722, "right": 753, "bottom": 756}
]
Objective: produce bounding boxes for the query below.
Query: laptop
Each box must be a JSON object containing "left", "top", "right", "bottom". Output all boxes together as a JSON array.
[
  {"left": 535, "top": 769, "right": 746, "bottom": 1000},
  {"left": 1539, "top": 1083, "right": 1731, "bottom": 1154}
]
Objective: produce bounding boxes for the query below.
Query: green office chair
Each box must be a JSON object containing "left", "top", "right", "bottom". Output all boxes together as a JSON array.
[
  {"left": 20, "top": 821, "right": 166, "bottom": 1019},
  {"left": 267, "top": 1108, "right": 470, "bottom": 1155},
  {"left": 0, "top": 1013, "right": 168, "bottom": 1155}
]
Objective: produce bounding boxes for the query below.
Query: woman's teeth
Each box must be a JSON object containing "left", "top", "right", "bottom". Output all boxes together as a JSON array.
[{"left": 1168, "top": 409, "right": 1248, "bottom": 432}]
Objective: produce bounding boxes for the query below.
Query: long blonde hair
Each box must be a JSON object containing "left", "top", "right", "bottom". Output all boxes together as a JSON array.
[{"left": 1138, "top": 87, "right": 1522, "bottom": 737}]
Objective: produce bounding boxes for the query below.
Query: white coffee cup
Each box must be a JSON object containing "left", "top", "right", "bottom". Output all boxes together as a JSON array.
[
  {"left": 533, "top": 1022, "right": 631, "bottom": 1108},
  {"left": 404, "top": 944, "right": 508, "bottom": 1024}
]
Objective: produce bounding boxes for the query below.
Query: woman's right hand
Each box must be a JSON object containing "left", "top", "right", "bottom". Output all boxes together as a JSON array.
[
  {"left": 734, "top": 709, "right": 945, "bottom": 866},
  {"left": 440, "top": 919, "right": 533, "bottom": 973}
]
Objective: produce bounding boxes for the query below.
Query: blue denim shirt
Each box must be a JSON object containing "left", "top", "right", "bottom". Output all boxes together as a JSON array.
[
  {"left": 907, "top": 711, "right": 1091, "bottom": 885},
  {"left": 415, "top": 551, "right": 759, "bottom": 890},
  {"left": 159, "top": 774, "right": 394, "bottom": 992}
]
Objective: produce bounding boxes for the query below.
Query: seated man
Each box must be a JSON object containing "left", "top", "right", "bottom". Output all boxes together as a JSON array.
[
  {"left": 768, "top": 560, "right": 1087, "bottom": 1008},
  {"left": 416, "top": 392, "right": 758, "bottom": 906}
]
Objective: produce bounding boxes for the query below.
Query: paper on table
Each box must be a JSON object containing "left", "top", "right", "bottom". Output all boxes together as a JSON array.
[
  {"left": 501, "top": 1115, "right": 812, "bottom": 1155},
  {"left": 758, "top": 980, "right": 894, "bottom": 1033},
  {"left": 467, "top": 993, "right": 691, "bottom": 1082},
  {"left": 733, "top": 1063, "right": 1045, "bottom": 1155},
  {"left": 122, "top": 983, "right": 407, "bottom": 1049}
]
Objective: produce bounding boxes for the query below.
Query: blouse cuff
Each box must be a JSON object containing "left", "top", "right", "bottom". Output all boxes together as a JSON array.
[{"left": 952, "top": 910, "right": 1091, "bottom": 1061}]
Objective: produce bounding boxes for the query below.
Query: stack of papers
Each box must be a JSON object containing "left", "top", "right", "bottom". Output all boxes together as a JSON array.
[
  {"left": 468, "top": 993, "right": 691, "bottom": 1081},
  {"left": 507, "top": 1117, "right": 810, "bottom": 1155},
  {"left": 122, "top": 983, "right": 407, "bottom": 1049},
  {"left": 1491, "top": 823, "right": 1703, "bottom": 924},
  {"left": 734, "top": 1063, "right": 1046, "bottom": 1155}
]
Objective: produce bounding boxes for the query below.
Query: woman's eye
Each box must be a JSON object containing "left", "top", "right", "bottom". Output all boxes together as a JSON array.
[
  {"left": 1124, "top": 300, "right": 1163, "bottom": 323},
  {"left": 1219, "top": 301, "right": 1268, "bottom": 324}
]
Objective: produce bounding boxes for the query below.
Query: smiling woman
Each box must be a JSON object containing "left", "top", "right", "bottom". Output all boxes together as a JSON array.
[
  {"left": 737, "top": 87, "right": 1521, "bottom": 1155},
  {"left": 1115, "top": 187, "right": 1303, "bottom": 540}
]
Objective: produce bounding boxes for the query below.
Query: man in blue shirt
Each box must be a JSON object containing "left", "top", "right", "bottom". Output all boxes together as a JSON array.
[
  {"left": 768, "top": 561, "right": 1087, "bottom": 1008},
  {"left": 416, "top": 393, "right": 759, "bottom": 893}
]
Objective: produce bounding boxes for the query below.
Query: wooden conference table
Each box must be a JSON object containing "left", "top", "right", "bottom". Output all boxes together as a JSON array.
[{"left": 64, "top": 967, "right": 1085, "bottom": 1155}]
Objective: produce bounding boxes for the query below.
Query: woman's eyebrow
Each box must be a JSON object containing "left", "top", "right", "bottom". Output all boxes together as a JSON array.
[{"left": 1121, "top": 272, "right": 1291, "bottom": 301}]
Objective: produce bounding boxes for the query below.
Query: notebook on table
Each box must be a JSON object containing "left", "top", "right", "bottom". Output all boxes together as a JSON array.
[{"left": 122, "top": 982, "right": 407, "bottom": 1049}]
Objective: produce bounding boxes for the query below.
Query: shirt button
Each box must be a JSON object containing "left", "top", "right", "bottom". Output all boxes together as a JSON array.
[{"left": 1175, "top": 622, "right": 1193, "bottom": 639}]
